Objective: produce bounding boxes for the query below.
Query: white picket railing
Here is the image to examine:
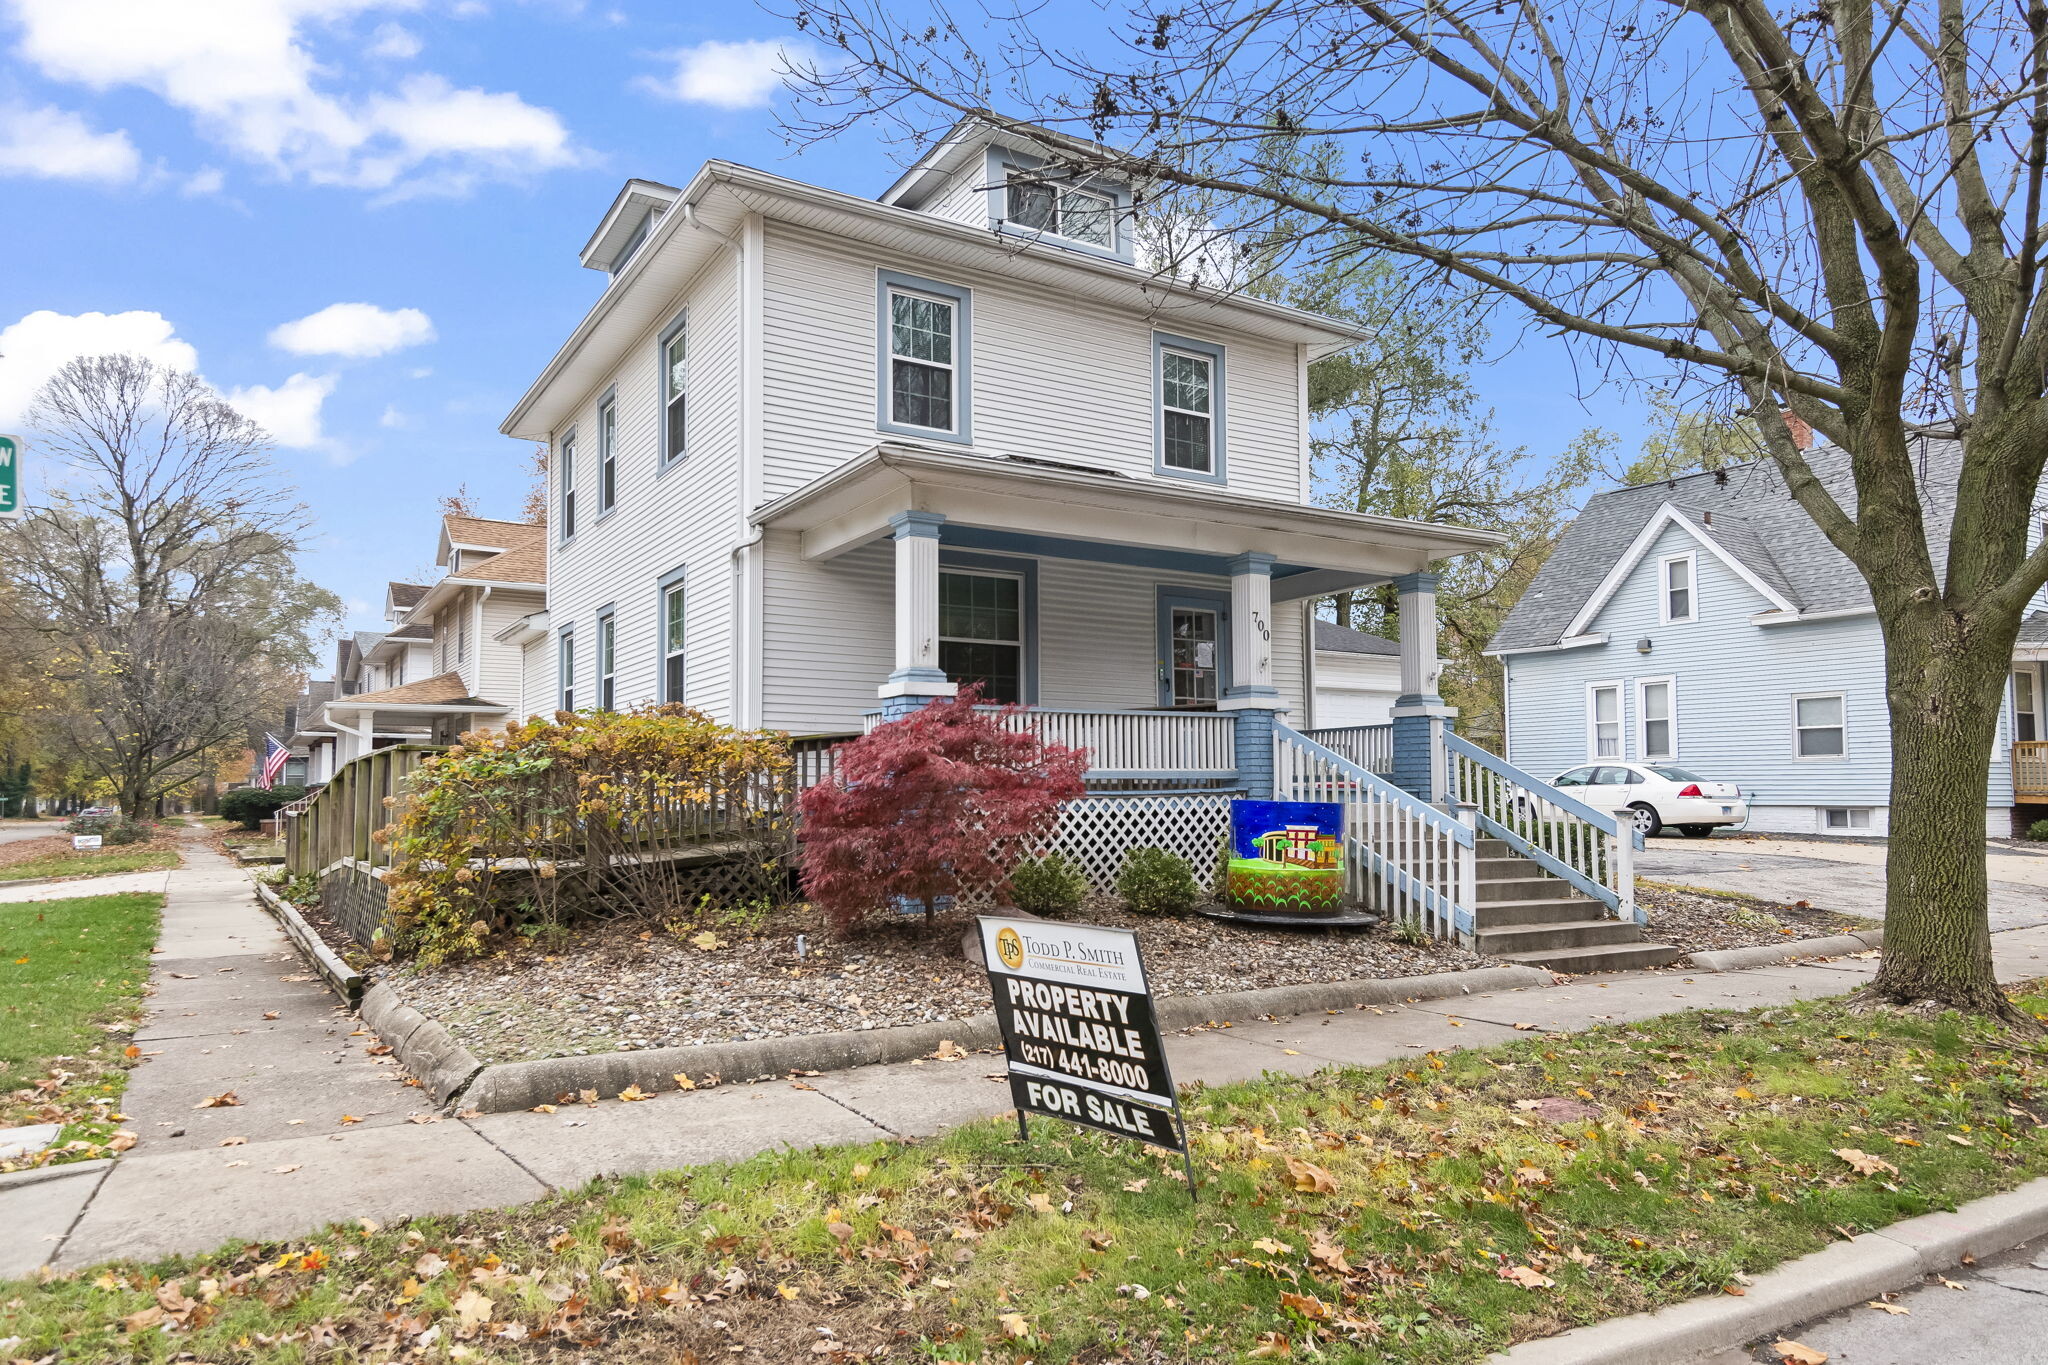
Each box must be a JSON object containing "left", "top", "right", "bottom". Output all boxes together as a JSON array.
[
  {"left": 864, "top": 706, "right": 1236, "bottom": 779},
  {"left": 1444, "top": 732, "right": 1640, "bottom": 922},
  {"left": 1272, "top": 724, "right": 1475, "bottom": 940},
  {"left": 1300, "top": 723, "right": 1394, "bottom": 774}
]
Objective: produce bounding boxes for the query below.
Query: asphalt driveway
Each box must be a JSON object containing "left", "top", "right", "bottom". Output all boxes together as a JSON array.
[{"left": 1635, "top": 834, "right": 2048, "bottom": 931}]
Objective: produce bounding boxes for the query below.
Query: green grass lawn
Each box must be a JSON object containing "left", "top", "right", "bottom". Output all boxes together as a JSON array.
[
  {"left": 0, "top": 844, "right": 180, "bottom": 883},
  {"left": 9, "top": 985, "right": 2048, "bottom": 1360},
  {"left": 0, "top": 892, "right": 163, "bottom": 1167}
]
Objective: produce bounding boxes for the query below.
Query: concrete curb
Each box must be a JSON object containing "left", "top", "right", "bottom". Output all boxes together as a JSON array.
[
  {"left": 359, "top": 983, "right": 484, "bottom": 1107},
  {"left": 1492, "top": 1175, "right": 2048, "bottom": 1364},
  {"left": 253, "top": 882, "right": 365, "bottom": 1006},
  {"left": 1688, "top": 928, "right": 1884, "bottom": 973},
  {"left": 407, "top": 962, "right": 1559, "bottom": 1115},
  {"left": 0, "top": 1158, "right": 112, "bottom": 1192},
  {"left": 0, "top": 875, "right": 55, "bottom": 889}
]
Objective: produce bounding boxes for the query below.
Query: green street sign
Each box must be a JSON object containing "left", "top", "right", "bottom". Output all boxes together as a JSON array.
[{"left": 0, "top": 434, "right": 19, "bottom": 521}]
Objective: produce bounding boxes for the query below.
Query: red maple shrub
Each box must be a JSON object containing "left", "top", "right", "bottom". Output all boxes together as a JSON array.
[{"left": 796, "top": 686, "right": 1090, "bottom": 931}]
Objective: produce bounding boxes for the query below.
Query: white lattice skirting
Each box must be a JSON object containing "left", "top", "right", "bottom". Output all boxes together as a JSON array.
[{"left": 1048, "top": 792, "right": 1237, "bottom": 892}]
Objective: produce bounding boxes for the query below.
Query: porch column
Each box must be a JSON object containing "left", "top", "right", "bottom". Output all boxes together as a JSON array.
[
  {"left": 1220, "top": 552, "right": 1283, "bottom": 796},
  {"left": 877, "top": 510, "right": 957, "bottom": 720},
  {"left": 1390, "top": 570, "right": 1455, "bottom": 802}
]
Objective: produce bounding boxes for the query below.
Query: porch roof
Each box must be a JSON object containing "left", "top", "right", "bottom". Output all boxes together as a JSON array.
[
  {"left": 322, "top": 672, "right": 507, "bottom": 715},
  {"left": 750, "top": 444, "right": 1504, "bottom": 593}
]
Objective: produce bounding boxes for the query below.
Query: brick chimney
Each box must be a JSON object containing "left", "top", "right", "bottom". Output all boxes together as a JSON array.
[{"left": 1780, "top": 409, "right": 1813, "bottom": 451}]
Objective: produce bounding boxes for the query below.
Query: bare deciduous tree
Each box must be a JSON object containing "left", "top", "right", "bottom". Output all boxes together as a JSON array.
[
  {"left": 782, "top": 0, "right": 2048, "bottom": 1019},
  {"left": 0, "top": 355, "right": 339, "bottom": 817}
]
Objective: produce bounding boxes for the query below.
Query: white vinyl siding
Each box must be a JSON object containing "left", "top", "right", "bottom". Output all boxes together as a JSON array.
[
  {"left": 473, "top": 590, "right": 541, "bottom": 706},
  {"left": 543, "top": 248, "right": 740, "bottom": 723},
  {"left": 758, "top": 536, "right": 1306, "bottom": 733},
  {"left": 759, "top": 223, "right": 1305, "bottom": 502}
]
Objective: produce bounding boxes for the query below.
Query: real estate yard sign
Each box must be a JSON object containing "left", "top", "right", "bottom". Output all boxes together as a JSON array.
[
  {"left": 978, "top": 916, "right": 1196, "bottom": 1190},
  {"left": 0, "top": 435, "right": 20, "bottom": 521}
]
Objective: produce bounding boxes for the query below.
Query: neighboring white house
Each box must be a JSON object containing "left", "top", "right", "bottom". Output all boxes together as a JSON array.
[
  {"left": 293, "top": 515, "right": 547, "bottom": 781},
  {"left": 1487, "top": 431, "right": 2041, "bottom": 837},
  {"left": 500, "top": 118, "right": 1495, "bottom": 779},
  {"left": 1308, "top": 620, "right": 1409, "bottom": 729}
]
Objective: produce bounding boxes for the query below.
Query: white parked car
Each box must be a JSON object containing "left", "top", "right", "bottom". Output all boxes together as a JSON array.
[{"left": 1548, "top": 763, "right": 1748, "bottom": 838}]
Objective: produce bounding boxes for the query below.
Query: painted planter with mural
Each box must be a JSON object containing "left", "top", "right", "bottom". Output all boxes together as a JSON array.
[{"left": 1223, "top": 800, "right": 1347, "bottom": 915}]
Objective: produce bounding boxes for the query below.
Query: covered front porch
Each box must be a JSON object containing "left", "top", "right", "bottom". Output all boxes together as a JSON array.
[{"left": 754, "top": 444, "right": 1495, "bottom": 798}]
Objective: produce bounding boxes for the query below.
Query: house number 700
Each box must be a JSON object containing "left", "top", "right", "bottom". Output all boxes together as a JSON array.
[{"left": 1250, "top": 610, "right": 1270, "bottom": 641}]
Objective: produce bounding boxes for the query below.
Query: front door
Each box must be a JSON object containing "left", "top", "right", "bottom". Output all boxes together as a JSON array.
[{"left": 1157, "top": 590, "right": 1231, "bottom": 709}]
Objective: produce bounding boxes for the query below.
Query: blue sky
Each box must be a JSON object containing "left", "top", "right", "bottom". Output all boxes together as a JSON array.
[{"left": 0, "top": 0, "right": 1646, "bottom": 643}]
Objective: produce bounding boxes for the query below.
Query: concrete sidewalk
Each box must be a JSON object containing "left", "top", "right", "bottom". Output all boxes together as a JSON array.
[{"left": 11, "top": 836, "right": 2048, "bottom": 1278}]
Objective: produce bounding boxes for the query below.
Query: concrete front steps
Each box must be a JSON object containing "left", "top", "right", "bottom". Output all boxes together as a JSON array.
[{"left": 1470, "top": 838, "right": 1680, "bottom": 973}]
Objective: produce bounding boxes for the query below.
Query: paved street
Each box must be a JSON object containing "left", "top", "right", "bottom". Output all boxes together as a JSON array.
[
  {"left": 1637, "top": 834, "right": 2048, "bottom": 931},
  {"left": 1708, "top": 1238, "right": 2048, "bottom": 1364},
  {"left": 10, "top": 828, "right": 2048, "bottom": 1300}
]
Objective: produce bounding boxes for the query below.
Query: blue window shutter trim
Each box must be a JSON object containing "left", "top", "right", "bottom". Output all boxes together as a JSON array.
[
  {"left": 875, "top": 269, "right": 973, "bottom": 445},
  {"left": 1153, "top": 332, "right": 1228, "bottom": 485}
]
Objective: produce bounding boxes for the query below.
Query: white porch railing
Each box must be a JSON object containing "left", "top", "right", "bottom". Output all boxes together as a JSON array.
[
  {"left": 1299, "top": 723, "right": 1394, "bottom": 774},
  {"left": 864, "top": 706, "right": 1237, "bottom": 780},
  {"left": 1444, "top": 732, "right": 1641, "bottom": 923},
  {"left": 1272, "top": 724, "right": 1475, "bottom": 940}
]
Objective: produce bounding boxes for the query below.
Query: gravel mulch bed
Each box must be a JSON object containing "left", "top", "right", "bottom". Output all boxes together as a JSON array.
[
  {"left": 1638, "top": 881, "right": 1875, "bottom": 959},
  {"left": 377, "top": 898, "right": 1492, "bottom": 1065}
]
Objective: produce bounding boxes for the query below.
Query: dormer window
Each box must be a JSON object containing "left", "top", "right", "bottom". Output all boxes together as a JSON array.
[{"left": 1005, "top": 174, "right": 1114, "bottom": 248}]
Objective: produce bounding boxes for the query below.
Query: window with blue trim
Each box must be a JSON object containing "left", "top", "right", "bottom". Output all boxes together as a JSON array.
[
  {"left": 558, "top": 430, "right": 577, "bottom": 539},
  {"left": 1161, "top": 349, "right": 1214, "bottom": 472},
  {"left": 877, "top": 271, "right": 971, "bottom": 443},
  {"left": 1004, "top": 175, "right": 1114, "bottom": 248},
  {"left": 660, "top": 313, "right": 688, "bottom": 465},
  {"left": 558, "top": 628, "right": 576, "bottom": 712},
  {"left": 660, "top": 571, "right": 686, "bottom": 703},
  {"left": 938, "top": 570, "right": 1022, "bottom": 703},
  {"left": 595, "top": 608, "right": 616, "bottom": 711},
  {"left": 597, "top": 396, "right": 617, "bottom": 515}
]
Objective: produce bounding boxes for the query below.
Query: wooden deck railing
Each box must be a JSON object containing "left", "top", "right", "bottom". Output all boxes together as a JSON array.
[
  {"left": 282, "top": 744, "right": 443, "bottom": 876},
  {"left": 2017, "top": 740, "right": 2048, "bottom": 798},
  {"left": 862, "top": 706, "right": 1237, "bottom": 778}
]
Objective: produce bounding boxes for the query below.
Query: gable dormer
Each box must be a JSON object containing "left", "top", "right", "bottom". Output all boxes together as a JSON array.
[
  {"left": 877, "top": 118, "right": 1140, "bottom": 265},
  {"left": 580, "top": 178, "right": 681, "bottom": 276}
]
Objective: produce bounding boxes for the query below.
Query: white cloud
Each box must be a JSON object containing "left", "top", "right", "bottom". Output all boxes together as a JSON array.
[
  {"left": 367, "top": 21, "right": 419, "bottom": 60},
  {"left": 270, "top": 302, "right": 434, "bottom": 358},
  {"left": 637, "top": 38, "right": 816, "bottom": 110},
  {"left": 181, "top": 166, "right": 225, "bottom": 196},
  {"left": 0, "top": 309, "right": 198, "bottom": 426},
  {"left": 378, "top": 403, "right": 406, "bottom": 427},
  {"left": 7, "top": 0, "right": 580, "bottom": 194},
  {"left": 0, "top": 103, "right": 140, "bottom": 183},
  {"left": 225, "top": 371, "right": 337, "bottom": 449}
]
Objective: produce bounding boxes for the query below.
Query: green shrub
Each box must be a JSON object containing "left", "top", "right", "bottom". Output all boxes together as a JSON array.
[
  {"left": 218, "top": 785, "right": 307, "bottom": 831},
  {"left": 1116, "top": 847, "right": 1199, "bottom": 916},
  {"left": 2030, "top": 819, "right": 2048, "bottom": 842},
  {"left": 1009, "top": 853, "right": 1088, "bottom": 917},
  {"left": 64, "top": 812, "right": 151, "bottom": 845}
]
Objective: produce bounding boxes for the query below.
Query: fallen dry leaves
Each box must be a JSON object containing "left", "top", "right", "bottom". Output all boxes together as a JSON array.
[
  {"left": 194, "top": 1090, "right": 241, "bottom": 1109},
  {"left": 1831, "top": 1148, "right": 1900, "bottom": 1178},
  {"left": 1282, "top": 1155, "right": 1336, "bottom": 1194},
  {"left": 1772, "top": 1341, "right": 1827, "bottom": 1364}
]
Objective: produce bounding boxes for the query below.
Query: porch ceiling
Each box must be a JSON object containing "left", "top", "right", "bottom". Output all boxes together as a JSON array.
[{"left": 751, "top": 445, "right": 1504, "bottom": 586}]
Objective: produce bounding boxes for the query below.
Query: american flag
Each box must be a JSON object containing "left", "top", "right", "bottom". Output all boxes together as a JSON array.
[{"left": 258, "top": 734, "right": 289, "bottom": 790}]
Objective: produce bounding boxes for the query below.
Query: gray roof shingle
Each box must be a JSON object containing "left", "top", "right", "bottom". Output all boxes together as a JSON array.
[
  {"left": 1314, "top": 620, "right": 1400, "bottom": 657},
  {"left": 1490, "top": 436, "right": 1960, "bottom": 652}
]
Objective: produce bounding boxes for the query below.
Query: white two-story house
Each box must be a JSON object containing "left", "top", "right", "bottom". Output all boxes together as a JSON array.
[{"left": 500, "top": 119, "right": 1498, "bottom": 801}]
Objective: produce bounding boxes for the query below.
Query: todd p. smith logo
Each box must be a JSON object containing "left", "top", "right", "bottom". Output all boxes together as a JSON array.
[{"left": 995, "top": 927, "right": 1026, "bottom": 970}]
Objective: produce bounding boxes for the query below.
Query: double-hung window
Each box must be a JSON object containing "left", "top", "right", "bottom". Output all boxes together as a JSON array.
[
  {"left": 1793, "top": 693, "right": 1847, "bottom": 758},
  {"left": 1588, "top": 681, "right": 1623, "bottom": 760},
  {"left": 1004, "top": 174, "right": 1114, "bottom": 248},
  {"left": 660, "top": 314, "right": 688, "bottom": 465},
  {"left": 456, "top": 603, "right": 469, "bottom": 666},
  {"left": 595, "top": 608, "right": 616, "bottom": 711},
  {"left": 1660, "top": 552, "right": 1696, "bottom": 623},
  {"left": 877, "top": 272, "right": 970, "bottom": 442},
  {"left": 938, "top": 570, "right": 1022, "bottom": 704},
  {"left": 597, "top": 395, "right": 617, "bottom": 516},
  {"left": 660, "top": 572, "right": 686, "bottom": 703},
  {"left": 558, "top": 430, "right": 578, "bottom": 540},
  {"left": 1637, "top": 677, "right": 1676, "bottom": 760},
  {"left": 2016, "top": 670, "right": 2039, "bottom": 743},
  {"left": 558, "top": 628, "right": 576, "bottom": 712},
  {"left": 1155, "top": 334, "right": 1225, "bottom": 480}
]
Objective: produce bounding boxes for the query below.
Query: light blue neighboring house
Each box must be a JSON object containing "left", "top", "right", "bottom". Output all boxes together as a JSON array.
[{"left": 1487, "top": 433, "right": 2043, "bottom": 838}]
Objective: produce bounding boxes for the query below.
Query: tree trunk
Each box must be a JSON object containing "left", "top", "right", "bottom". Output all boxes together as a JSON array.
[{"left": 1867, "top": 604, "right": 2026, "bottom": 1020}]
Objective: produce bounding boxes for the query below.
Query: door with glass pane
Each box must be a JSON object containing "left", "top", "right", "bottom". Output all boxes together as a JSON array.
[
  {"left": 938, "top": 571, "right": 1022, "bottom": 703},
  {"left": 1156, "top": 591, "right": 1230, "bottom": 709}
]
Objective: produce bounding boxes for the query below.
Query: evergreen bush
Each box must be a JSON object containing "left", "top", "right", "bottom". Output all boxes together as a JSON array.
[
  {"left": 1009, "top": 853, "right": 1088, "bottom": 917},
  {"left": 1117, "top": 847, "right": 1200, "bottom": 915}
]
